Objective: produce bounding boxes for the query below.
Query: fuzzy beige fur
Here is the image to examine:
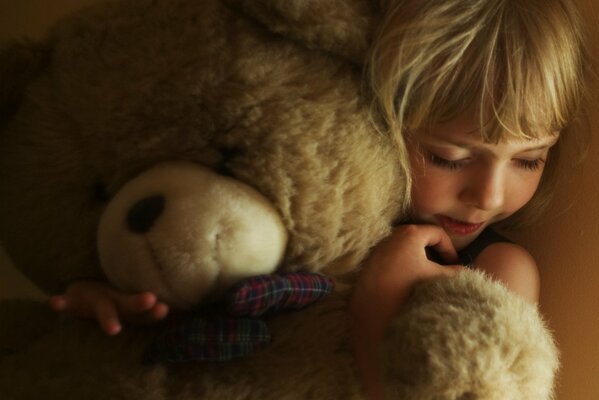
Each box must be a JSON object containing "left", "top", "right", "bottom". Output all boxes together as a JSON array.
[
  {"left": 0, "top": 272, "right": 557, "bottom": 399},
  {"left": 0, "top": 0, "right": 403, "bottom": 294},
  {"left": 385, "top": 271, "right": 558, "bottom": 399},
  {"left": 0, "top": 0, "right": 558, "bottom": 398}
]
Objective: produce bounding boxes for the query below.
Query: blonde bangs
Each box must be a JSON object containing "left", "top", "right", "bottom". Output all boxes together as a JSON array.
[
  {"left": 479, "top": 0, "right": 584, "bottom": 143},
  {"left": 368, "top": 0, "right": 584, "bottom": 144}
]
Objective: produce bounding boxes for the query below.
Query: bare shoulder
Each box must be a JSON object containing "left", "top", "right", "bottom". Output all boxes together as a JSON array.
[{"left": 473, "top": 242, "right": 540, "bottom": 304}]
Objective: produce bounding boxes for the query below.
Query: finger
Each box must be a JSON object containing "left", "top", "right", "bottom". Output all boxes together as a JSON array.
[
  {"left": 48, "top": 295, "right": 68, "bottom": 312},
  {"left": 94, "top": 300, "right": 122, "bottom": 336},
  {"left": 149, "top": 302, "right": 169, "bottom": 320},
  {"left": 114, "top": 291, "right": 158, "bottom": 314},
  {"left": 125, "top": 303, "right": 170, "bottom": 325},
  {"left": 418, "top": 225, "right": 458, "bottom": 263},
  {"left": 49, "top": 291, "right": 98, "bottom": 317}
]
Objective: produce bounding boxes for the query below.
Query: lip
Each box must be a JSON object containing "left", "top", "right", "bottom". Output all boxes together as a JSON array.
[{"left": 436, "top": 215, "right": 484, "bottom": 236}]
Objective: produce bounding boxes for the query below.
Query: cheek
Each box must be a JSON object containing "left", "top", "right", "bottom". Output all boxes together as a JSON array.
[
  {"left": 411, "top": 177, "right": 435, "bottom": 213},
  {"left": 409, "top": 154, "right": 431, "bottom": 213},
  {"left": 505, "top": 174, "right": 543, "bottom": 213},
  {"left": 410, "top": 169, "right": 454, "bottom": 215},
  {"left": 408, "top": 149, "right": 458, "bottom": 216}
]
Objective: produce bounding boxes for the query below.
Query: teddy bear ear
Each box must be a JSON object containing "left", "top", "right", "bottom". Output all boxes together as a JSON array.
[
  {"left": 227, "top": 0, "right": 377, "bottom": 64},
  {"left": 0, "top": 41, "right": 49, "bottom": 128}
]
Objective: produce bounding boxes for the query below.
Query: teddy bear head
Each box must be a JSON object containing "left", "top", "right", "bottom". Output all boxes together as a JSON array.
[
  {"left": 96, "top": 161, "right": 290, "bottom": 308},
  {"left": 0, "top": 0, "right": 406, "bottom": 305}
]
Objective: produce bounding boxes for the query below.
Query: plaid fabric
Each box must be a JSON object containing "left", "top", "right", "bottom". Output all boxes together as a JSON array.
[
  {"left": 144, "top": 272, "right": 334, "bottom": 363},
  {"left": 144, "top": 317, "right": 271, "bottom": 363},
  {"left": 227, "top": 272, "right": 335, "bottom": 316}
]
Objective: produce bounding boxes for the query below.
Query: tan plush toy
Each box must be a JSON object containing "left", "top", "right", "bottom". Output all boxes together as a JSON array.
[
  {"left": 97, "top": 161, "right": 289, "bottom": 309},
  {"left": 0, "top": 0, "right": 558, "bottom": 398}
]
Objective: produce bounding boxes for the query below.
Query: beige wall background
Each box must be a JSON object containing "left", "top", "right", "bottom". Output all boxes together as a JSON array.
[
  {"left": 0, "top": 0, "right": 598, "bottom": 398},
  {"left": 510, "top": 0, "right": 599, "bottom": 396}
]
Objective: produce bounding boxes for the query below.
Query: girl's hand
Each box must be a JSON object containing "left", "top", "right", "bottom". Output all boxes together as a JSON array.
[
  {"left": 351, "top": 224, "right": 460, "bottom": 332},
  {"left": 49, "top": 281, "right": 169, "bottom": 335},
  {"left": 349, "top": 224, "right": 462, "bottom": 400}
]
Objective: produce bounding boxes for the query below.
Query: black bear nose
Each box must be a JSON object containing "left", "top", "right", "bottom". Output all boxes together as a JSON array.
[{"left": 126, "top": 195, "right": 165, "bottom": 234}]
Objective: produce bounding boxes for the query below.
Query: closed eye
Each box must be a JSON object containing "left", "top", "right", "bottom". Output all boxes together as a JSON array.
[
  {"left": 428, "top": 154, "right": 468, "bottom": 171},
  {"left": 515, "top": 158, "right": 545, "bottom": 171}
]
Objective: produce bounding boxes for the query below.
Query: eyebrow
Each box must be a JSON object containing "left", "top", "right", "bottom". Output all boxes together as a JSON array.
[
  {"left": 517, "top": 140, "right": 559, "bottom": 152},
  {"left": 429, "top": 136, "right": 558, "bottom": 152}
]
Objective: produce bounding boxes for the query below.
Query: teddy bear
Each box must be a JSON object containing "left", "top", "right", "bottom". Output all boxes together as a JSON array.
[{"left": 0, "top": 0, "right": 559, "bottom": 398}]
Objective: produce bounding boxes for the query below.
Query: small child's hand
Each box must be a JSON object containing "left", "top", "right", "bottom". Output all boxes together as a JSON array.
[
  {"left": 350, "top": 224, "right": 461, "bottom": 400},
  {"left": 351, "top": 224, "right": 460, "bottom": 335},
  {"left": 49, "top": 281, "right": 169, "bottom": 335}
]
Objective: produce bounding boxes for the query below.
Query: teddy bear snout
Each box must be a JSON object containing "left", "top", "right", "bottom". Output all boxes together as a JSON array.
[{"left": 126, "top": 195, "right": 165, "bottom": 234}]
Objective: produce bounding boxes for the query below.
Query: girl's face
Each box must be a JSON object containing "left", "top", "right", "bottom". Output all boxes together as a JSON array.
[{"left": 408, "top": 114, "right": 558, "bottom": 250}]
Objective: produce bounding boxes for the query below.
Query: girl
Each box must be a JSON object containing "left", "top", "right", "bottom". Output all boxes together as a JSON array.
[{"left": 350, "top": 0, "right": 586, "bottom": 398}]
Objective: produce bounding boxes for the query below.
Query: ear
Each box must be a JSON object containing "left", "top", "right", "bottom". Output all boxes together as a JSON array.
[
  {"left": 0, "top": 41, "right": 49, "bottom": 128},
  {"left": 226, "top": 0, "right": 377, "bottom": 64}
]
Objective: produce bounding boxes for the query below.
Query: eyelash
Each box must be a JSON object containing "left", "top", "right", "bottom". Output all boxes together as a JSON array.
[
  {"left": 428, "top": 154, "right": 545, "bottom": 171},
  {"left": 516, "top": 158, "right": 545, "bottom": 171},
  {"left": 429, "top": 154, "right": 465, "bottom": 171}
]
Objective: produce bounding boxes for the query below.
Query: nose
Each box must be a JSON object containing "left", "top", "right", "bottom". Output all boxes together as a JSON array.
[
  {"left": 126, "top": 195, "right": 165, "bottom": 234},
  {"left": 460, "top": 167, "right": 505, "bottom": 211}
]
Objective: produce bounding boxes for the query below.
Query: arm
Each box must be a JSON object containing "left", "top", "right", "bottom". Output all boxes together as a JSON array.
[
  {"left": 349, "top": 224, "right": 461, "bottom": 400},
  {"left": 473, "top": 242, "right": 540, "bottom": 304},
  {"left": 49, "top": 281, "right": 169, "bottom": 335}
]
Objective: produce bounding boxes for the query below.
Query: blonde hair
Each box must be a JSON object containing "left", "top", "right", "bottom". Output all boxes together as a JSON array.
[{"left": 367, "top": 0, "right": 586, "bottom": 226}]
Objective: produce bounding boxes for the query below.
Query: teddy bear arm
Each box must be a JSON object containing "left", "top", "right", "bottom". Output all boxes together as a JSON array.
[{"left": 383, "top": 270, "right": 559, "bottom": 399}]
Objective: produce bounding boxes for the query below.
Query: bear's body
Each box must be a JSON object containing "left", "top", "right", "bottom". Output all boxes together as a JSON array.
[{"left": 0, "top": 0, "right": 403, "bottom": 294}]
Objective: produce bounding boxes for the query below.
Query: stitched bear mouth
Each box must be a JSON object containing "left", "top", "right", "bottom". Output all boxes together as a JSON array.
[{"left": 142, "top": 236, "right": 177, "bottom": 302}]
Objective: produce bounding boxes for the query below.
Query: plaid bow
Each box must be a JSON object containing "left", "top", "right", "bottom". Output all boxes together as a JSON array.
[{"left": 144, "top": 272, "right": 334, "bottom": 363}]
